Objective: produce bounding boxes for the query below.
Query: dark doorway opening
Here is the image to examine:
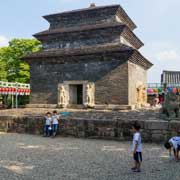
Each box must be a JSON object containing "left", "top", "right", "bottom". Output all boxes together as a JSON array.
[
  {"left": 77, "top": 85, "right": 83, "bottom": 104},
  {"left": 69, "top": 84, "right": 83, "bottom": 105}
]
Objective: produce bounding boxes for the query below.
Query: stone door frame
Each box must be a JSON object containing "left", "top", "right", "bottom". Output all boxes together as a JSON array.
[{"left": 58, "top": 80, "right": 95, "bottom": 108}]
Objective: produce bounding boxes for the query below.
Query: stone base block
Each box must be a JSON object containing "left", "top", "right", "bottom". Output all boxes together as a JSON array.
[
  {"left": 26, "top": 104, "right": 57, "bottom": 108},
  {"left": 95, "top": 104, "right": 134, "bottom": 110}
]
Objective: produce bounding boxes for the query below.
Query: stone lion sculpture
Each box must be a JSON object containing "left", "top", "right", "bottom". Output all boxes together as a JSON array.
[{"left": 162, "top": 92, "right": 180, "bottom": 118}]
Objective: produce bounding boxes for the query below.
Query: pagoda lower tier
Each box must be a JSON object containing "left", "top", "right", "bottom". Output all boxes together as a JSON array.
[{"left": 24, "top": 44, "right": 152, "bottom": 108}]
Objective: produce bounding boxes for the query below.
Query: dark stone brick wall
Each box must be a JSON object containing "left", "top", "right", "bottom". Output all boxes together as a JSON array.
[
  {"left": 26, "top": 5, "right": 151, "bottom": 106},
  {"left": 29, "top": 59, "right": 127, "bottom": 104},
  {"left": 95, "top": 62, "right": 128, "bottom": 105},
  {"left": 128, "top": 62, "right": 147, "bottom": 105},
  {"left": 46, "top": 7, "right": 117, "bottom": 29},
  {"left": 42, "top": 27, "right": 122, "bottom": 50}
]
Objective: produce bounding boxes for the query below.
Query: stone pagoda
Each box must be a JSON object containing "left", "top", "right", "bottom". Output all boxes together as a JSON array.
[{"left": 24, "top": 4, "right": 153, "bottom": 109}]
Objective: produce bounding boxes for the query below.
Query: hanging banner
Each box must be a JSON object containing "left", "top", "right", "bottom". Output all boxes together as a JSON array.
[{"left": 0, "top": 81, "right": 30, "bottom": 96}]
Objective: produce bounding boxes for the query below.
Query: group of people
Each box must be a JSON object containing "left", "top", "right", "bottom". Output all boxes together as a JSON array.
[
  {"left": 152, "top": 94, "right": 164, "bottom": 107},
  {"left": 42, "top": 112, "right": 179, "bottom": 172},
  {"left": 131, "top": 123, "right": 180, "bottom": 173},
  {"left": 44, "top": 110, "right": 60, "bottom": 137}
]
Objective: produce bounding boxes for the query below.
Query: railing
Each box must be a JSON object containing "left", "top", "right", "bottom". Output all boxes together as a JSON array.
[
  {"left": 147, "top": 83, "right": 180, "bottom": 88},
  {"left": 147, "top": 83, "right": 180, "bottom": 95},
  {"left": 0, "top": 81, "right": 30, "bottom": 108}
]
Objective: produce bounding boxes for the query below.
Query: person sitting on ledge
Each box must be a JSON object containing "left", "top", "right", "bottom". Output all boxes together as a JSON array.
[{"left": 164, "top": 136, "right": 180, "bottom": 161}]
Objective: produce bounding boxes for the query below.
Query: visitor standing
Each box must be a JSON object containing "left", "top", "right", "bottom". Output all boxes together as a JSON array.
[
  {"left": 52, "top": 110, "right": 60, "bottom": 137},
  {"left": 131, "top": 123, "right": 142, "bottom": 172},
  {"left": 44, "top": 112, "right": 52, "bottom": 137}
]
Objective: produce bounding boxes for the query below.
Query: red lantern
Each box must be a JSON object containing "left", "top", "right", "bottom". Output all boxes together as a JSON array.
[
  {"left": 173, "top": 88, "right": 177, "bottom": 93},
  {"left": 8, "top": 88, "right": 12, "bottom": 95},
  {"left": 12, "top": 88, "right": 16, "bottom": 95},
  {"left": 2, "top": 87, "right": 5, "bottom": 94}
]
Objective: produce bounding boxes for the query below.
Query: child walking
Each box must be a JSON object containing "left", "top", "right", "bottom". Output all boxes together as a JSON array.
[
  {"left": 131, "top": 123, "right": 142, "bottom": 172},
  {"left": 164, "top": 136, "right": 180, "bottom": 161},
  {"left": 44, "top": 112, "right": 52, "bottom": 137},
  {"left": 52, "top": 110, "right": 60, "bottom": 137}
]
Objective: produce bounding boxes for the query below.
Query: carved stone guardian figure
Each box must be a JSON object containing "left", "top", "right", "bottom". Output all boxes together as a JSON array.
[
  {"left": 58, "top": 84, "right": 67, "bottom": 108},
  {"left": 85, "top": 83, "right": 95, "bottom": 108},
  {"left": 137, "top": 84, "right": 147, "bottom": 108}
]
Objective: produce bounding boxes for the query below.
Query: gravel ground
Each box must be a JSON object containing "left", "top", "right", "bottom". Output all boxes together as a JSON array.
[{"left": 0, "top": 133, "right": 179, "bottom": 180}]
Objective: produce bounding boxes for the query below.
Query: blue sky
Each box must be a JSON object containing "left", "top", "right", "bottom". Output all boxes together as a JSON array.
[{"left": 0, "top": 0, "right": 180, "bottom": 82}]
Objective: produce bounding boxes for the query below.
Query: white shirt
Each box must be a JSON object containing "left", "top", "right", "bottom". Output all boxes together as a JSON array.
[
  {"left": 52, "top": 114, "right": 59, "bottom": 125},
  {"left": 45, "top": 117, "right": 52, "bottom": 125},
  {"left": 132, "top": 132, "right": 142, "bottom": 152},
  {"left": 169, "top": 137, "right": 180, "bottom": 150}
]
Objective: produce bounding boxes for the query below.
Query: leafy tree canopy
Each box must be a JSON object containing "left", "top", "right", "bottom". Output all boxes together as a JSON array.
[{"left": 0, "top": 38, "right": 42, "bottom": 83}]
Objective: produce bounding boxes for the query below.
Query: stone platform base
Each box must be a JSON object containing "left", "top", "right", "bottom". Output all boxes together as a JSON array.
[
  {"left": 26, "top": 104, "right": 57, "bottom": 108},
  {"left": 94, "top": 104, "right": 135, "bottom": 110},
  {"left": 0, "top": 108, "right": 180, "bottom": 142},
  {"left": 26, "top": 104, "right": 134, "bottom": 110}
]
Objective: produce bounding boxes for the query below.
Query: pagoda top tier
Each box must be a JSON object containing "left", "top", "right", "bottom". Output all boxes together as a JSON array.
[{"left": 43, "top": 4, "right": 137, "bottom": 31}]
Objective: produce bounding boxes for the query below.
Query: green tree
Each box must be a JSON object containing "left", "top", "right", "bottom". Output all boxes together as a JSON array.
[
  {"left": 0, "top": 38, "right": 42, "bottom": 107},
  {"left": 0, "top": 38, "right": 42, "bottom": 83},
  {"left": 0, "top": 48, "right": 7, "bottom": 81}
]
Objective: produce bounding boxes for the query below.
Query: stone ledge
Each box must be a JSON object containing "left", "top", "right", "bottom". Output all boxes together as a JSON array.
[
  {"left": 95, "top": 104, "right": 134, "bottom": 110},
  {"left": 26, "top": 104, "right": 57, "bottom": 108},
  {"left": 144, "top": 121, "right": 169, "bottom": 130}
]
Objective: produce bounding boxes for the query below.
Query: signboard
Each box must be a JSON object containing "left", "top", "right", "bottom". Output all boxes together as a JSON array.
[{"left": 0, "top": 81, "right": 30, "bottom": 96}]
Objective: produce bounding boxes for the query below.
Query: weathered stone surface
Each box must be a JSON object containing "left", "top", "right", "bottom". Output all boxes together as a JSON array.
[
  {"left": 144, "top": 121, "right": 169, "bottom": 130},
  {"left": 2, "top": 108, "right": 179, "bottom": 142},
  {"left": 152, "top": 133, "right": 165, "bottom": 142},
  {"left": 43, "top": 5, "right": 136, "bottom": 30},
  {"left": 162, "top": 92, "right": 180, "bottom": 118},
  {"left": 23, "top": 4, "right": 152, "bottom": 107}
]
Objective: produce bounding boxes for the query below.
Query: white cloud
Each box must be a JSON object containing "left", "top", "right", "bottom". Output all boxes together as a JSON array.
[
  {"left": 141, "top": 41, "right": 180, "bottom": 82},
  {"left": 156, "top": 50, "right": 180, "bottom": 61},
  {"left": 0, "top": 35, "right": 9, "bottom": 47}
]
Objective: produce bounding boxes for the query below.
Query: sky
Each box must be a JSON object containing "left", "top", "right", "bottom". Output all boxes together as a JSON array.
[{"left": 0, "top": 0, "right": 180, "bottom": 83}]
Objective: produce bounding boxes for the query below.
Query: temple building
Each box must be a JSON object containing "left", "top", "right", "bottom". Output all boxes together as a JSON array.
[
  {"left": 161, "top": 70, "right": 180, "bottom": 86},
  {"left": 24, "top": 4, "right": 153, "bottom": 109}
]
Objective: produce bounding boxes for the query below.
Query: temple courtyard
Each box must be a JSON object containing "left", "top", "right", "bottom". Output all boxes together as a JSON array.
[{"left": 0, "top": 133, "right": 179, "bottom": 180}]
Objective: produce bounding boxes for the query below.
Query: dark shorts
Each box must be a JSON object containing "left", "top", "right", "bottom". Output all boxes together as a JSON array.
[
  {"left": 173, "top": 145, "right": 180, "bottom": 153},
  {"left": 134, "top": 152, "right": 142, "bottom": 163}
]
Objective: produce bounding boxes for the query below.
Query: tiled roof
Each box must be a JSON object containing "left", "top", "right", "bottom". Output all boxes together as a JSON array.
[
  {"left": 34, "top": 23, "right": 143, "bottom": 49},
  {"left": 43, "top": 5, "right": 121, "bottom": 17},
  {"left": 161, "top": 71, "right": 180, "bottom": 84},
  {"left": 23, "top": 44, "right": 152, "bottom": 69},
  {"left": 43, "top": 4, "right": 136, "bottom": 30},
  {"left": 34, "top": 23, "right": 125, "bottom": 36},
  {"left": 24, "top": 44, "right": 132, "bottom": 58}
]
